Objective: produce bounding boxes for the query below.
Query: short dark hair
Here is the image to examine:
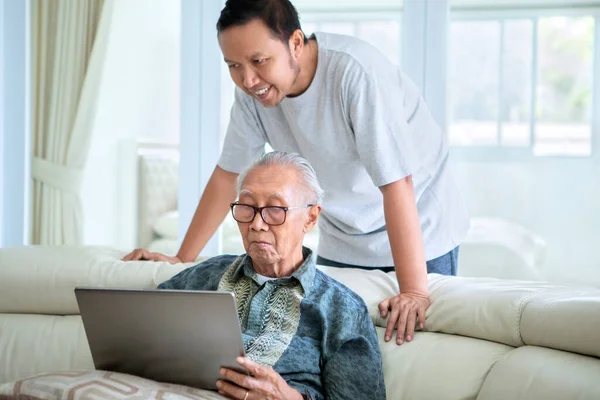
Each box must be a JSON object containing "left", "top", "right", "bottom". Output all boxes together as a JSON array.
[{"left": 217, "top": 0, "right": 308, "bottom": 45}]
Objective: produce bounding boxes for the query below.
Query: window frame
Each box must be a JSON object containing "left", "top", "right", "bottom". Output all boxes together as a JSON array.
[
  {"left": 300, "top": 11, "right": 403, "bottom": 66},
  {"left": 449, "top": 6, "right": 600, "bottom": 161}
]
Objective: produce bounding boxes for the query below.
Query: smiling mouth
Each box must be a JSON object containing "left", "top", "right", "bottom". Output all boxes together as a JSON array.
[{"left": 253, "top": 86, "right": 271, "bottom": 97}]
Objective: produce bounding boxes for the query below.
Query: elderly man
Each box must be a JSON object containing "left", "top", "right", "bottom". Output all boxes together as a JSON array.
[{"left": 157, "top": 152, "right": 386, "bottom": 400}]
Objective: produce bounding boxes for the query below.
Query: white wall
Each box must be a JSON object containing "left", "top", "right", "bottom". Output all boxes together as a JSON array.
[
  {"left": 82, "top": 0, "right": 180, "bottom": 248},
  {"left": 453, "top": 157, "right": 600, "bottom": 287}
]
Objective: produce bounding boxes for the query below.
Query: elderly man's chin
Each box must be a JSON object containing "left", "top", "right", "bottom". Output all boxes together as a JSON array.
[{"left": 247, "top": 244, "right": 279, "bottom": 264}]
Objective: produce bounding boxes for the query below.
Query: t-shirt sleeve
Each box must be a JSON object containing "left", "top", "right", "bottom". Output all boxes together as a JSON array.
[
  {"left": 343, "top": 57, "right": 422, "bottom": 187},
  {"left": 218, "top": 88, "right": 267, "bottom": 174}
]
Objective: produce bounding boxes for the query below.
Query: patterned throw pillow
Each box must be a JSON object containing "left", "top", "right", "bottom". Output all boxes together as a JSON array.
[{"left": 0, "top": 370, "right": 227, "bottom": 400}]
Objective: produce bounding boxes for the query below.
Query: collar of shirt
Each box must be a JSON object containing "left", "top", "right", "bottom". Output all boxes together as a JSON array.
[{"left": 230, "top": 246, "right": 316, "bottom": 296}]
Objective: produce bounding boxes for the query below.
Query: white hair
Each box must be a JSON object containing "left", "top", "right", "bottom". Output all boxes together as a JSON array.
[{"left": 236, "top": 151, "right": 324, "bottom": 204}]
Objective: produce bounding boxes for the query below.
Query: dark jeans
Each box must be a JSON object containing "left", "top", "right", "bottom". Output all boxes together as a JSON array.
[{"left": 316, "top": 246, "right": 460, "bottom": 276}]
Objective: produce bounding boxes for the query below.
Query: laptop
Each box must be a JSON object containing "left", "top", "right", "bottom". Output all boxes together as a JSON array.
[{"left": 74, "top": 287, "right": 247, "bottom": 390}]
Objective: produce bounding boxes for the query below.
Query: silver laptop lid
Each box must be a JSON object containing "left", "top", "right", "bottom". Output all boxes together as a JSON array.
[{"left": 75, "top": 287, "right": 246, "bottom": 390}]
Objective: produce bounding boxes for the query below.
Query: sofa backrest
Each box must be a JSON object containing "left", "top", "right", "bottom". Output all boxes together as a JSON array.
[
  {"left": 324, "top": 266, "right": 600, "bottom": 359},
  {"left": 1, "top": 246, "right": 599, "bottom": 360},
  {"left": 0, "top": 246, "right": 192, "bottom": 315}
]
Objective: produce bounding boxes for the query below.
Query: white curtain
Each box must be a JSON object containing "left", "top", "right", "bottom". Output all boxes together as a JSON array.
[{"left": 31, "top": 0, "right": 113, "bottom": 245}]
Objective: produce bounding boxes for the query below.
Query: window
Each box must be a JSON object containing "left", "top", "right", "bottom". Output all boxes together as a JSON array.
[
  {"left": 449, "top": 11, "right": 595, "bottom": 156},
  {"left": 302, "top": 18, "right": 401, "bottom": 65}
]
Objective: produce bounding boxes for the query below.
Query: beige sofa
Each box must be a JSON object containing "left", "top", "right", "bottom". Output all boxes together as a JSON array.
[{"left": 0, "top": 246, "right": 599, "bottom": 400}]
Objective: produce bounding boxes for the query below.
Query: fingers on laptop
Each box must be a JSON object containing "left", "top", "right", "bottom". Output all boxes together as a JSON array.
[
  {"left": 216, "top": 378, "right": 249, "bottom": 399},
  {"left": 217, "top": 366, "right": 257, "bottom": 398},
  {"left": 237, "top": 357, "right": 268, "bottom": 377}
]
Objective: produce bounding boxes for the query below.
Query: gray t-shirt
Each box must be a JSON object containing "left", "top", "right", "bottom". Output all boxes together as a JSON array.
[{"left": 219, "top": 32, "right": 470, "bottom": 267}]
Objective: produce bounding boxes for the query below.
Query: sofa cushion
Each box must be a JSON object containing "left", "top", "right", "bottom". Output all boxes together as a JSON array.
[
  {"left": 0, "top": 314, "right": 93, "bottom": 384},
  {"left": 520, "top": 293, "right": 600, "bottom": 359},
  {"left": 476, "top": 346, "right": 600, "bottom": 400},
  {"left": 377, "top": 328, "right": 513, "bottom": 400},
  {"left": 319, "top": 266, "right": 600, "bottom": 359},
  {"left": 0, "top": 370, "right": 226, "bottom": 400},
  {"left": 0, "top": 246, "right": 193, "bottom": 315},
  {"left": 424, "top": 274, "right": 600, "bottom": 358}
]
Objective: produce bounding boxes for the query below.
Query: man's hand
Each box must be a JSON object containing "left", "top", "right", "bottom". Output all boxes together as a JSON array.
[
  {"left": 378, "top": 292, "right": 430, "bottom": 345},
  {"left": 217, "top": 357, "right": 303, "bottom": 400},
  {"left": 121, "top": 248, "right": 182, "bottom": 264}
]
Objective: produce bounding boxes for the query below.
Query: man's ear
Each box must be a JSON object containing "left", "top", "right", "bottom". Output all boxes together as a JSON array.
[
  {"left": 289, "top": 29, "right": 305, "bottom": 59},
  {"left": 303, "top": 204, "right": 322, "bottom": 233}
]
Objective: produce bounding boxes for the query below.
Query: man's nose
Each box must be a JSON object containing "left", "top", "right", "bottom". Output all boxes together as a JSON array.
[
  {"left": 249, "top": 210, "right": 268, "bottom": 231},
  {"left": 242, "top": 67, "right": 260, "bottom": 89}
]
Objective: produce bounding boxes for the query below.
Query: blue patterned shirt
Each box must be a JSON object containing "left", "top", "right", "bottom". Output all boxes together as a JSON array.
[{"left": 157, "top": 247, "right": 386, "bottom": 400}]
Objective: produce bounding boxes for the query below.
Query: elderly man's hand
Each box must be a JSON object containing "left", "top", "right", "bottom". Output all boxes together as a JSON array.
[
  {"left": 121, "top": 248, "right": 182, "bottom": 264},
  {"left": 217, "top": 357, "right": 303, "bottom": 400},
  {"left": 378, "top": 292, "right": 430, "bottom": 345}
]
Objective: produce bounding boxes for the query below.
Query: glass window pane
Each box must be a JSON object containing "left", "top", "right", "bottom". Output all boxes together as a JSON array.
[
  {"left": 535, "top": 17, "right": 593, "bottom": 156},
  {"left": 356, "top": 21, "right": 400, "bottom": 65},
  {"left": 449, "top": 21, "right": 501, "bottom": 146},
  {"left": 501, "top": 20, "right": 533, "bottom": 147}
]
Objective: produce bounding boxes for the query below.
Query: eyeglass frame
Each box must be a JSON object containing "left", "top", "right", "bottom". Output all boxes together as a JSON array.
[{"left": 230, "top": 202, "right": 315, "bottom": 226}]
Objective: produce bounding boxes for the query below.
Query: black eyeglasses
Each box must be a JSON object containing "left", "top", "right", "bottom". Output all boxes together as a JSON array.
[{"left": 230, "top": 203, "right": 314, "bottom": 226}]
